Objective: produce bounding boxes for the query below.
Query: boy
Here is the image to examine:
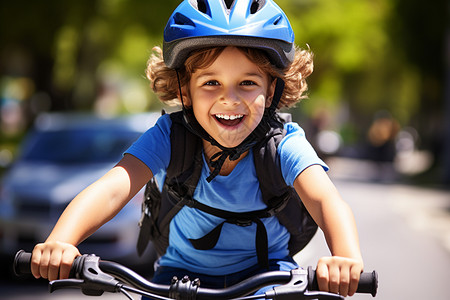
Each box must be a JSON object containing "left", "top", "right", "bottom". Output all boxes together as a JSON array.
[{"left": 31, "top": 0, "right": 364, "bottom": 297}]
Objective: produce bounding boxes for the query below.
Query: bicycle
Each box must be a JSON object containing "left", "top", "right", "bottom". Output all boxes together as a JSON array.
[{"left": 14, "top": 250, "right": 378, "bottom": 300}]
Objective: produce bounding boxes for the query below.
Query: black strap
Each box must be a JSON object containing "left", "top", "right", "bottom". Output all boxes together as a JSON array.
[
  {"left": 189, "top": 218, "right": 269, "bottom": 269},
  {"left": 137, "top": 178, "right": 161, "bottom": 256},
  {"left": 185, "top": 198, "right": 286, "bottom": 269},
  {"left": 137, "top": 112, "right": 204, "bottom": 257},
  {"left": 190, "top": 222, "right": 225, "bottom": 250},
  {"left": 186, "top": 198, "right": 275, "bottom": 219},
  {"left": 137, "top": 216, "right": 152, "bottom": 256}
]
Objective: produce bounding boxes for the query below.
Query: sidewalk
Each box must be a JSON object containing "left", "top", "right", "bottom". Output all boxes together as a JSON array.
[{"left": 326, "top": 157, "right": 450, "bottom": 254}]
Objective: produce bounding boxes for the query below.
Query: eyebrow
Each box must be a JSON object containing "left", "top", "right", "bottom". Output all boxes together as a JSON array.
[
  {"left": 244, "top": 72, "right": 265, "bottom": 79},
  {"left": 194, "top": 72, "right": 265, "bottom": 81},
  {"left": 194, "top": 72, "right": 216, "bottom": 81}
]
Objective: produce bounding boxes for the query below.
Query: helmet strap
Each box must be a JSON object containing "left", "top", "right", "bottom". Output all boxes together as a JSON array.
[{"left": 175, "top": 70, "right": 285, "bottom": 182}]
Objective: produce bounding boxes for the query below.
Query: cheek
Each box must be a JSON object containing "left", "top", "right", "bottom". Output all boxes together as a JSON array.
[
  {"left": 247, "top": 95, "right": 266, "bottom": 125},
  {"left": 192, "top": 100, "right": 210, "bottom": 125},
  {"left": 253, "top": 94, "right": 268, "bottom": 113}
]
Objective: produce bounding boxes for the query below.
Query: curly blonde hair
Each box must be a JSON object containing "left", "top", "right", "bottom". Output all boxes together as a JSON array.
[{"left": 146, "top": 45, "right": 313, "bottom": 109}]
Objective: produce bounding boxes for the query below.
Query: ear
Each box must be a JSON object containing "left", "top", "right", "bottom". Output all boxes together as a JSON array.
[
  {"left": 178, "top": 86, "right": 192, "bottom": 107},
  {"left": 265, "top": 78, "right": 277, "bottom": 108}
]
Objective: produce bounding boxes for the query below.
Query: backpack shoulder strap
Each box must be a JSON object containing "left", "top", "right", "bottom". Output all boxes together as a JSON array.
[
  {"left": 137, "top": 111, "right": 203, "bottom": 256},
  {"left": 253, "top": 113, "right": 318, "bottom": 256},
  {"left": 252, "top": 113, "right": 291, "bottom": 203},
  {"left": 166, "top": 111, "right": 202, "bottom": 178}
]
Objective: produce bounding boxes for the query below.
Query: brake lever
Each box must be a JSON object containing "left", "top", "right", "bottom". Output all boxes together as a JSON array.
[
  {"left": 49, "top": 254, "right": 122, "bottom": 296},
  {"left": 304, "top": 291, "right": 344, "bottom": 300},
  {"left": 265, "top": 269, "right": 344, "bottom": 300},
  {"left": 49, "top": 279, "right": 101, "bottom": 294}
]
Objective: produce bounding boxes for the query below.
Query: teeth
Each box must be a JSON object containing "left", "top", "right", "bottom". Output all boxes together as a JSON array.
[{"left": 216, "top": 114, "right": 243, "bottom": 120}]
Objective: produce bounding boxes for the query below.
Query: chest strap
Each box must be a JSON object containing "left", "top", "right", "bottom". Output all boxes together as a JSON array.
[{"left": 182, "top": 194, "right": 289, "bottom": 269}]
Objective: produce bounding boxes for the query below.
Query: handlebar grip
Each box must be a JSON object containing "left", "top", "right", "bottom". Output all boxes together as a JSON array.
[
  {"left": 358, "top": 270, "right": 378, "bottom": 296},
  {"left": 307, "top": 266, "right": 378, "bottom": 297},
  {"left": 13, "top": 250, "right": 32, "bottom": 276},
  {"left": 13, "top": 250, "right": 83, "bottom": 278}
]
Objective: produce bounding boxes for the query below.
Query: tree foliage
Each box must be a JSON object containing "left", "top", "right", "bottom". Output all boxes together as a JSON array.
[
  {"left": 277, "top": 0, "right": 446, "bottom": 129},
  {"left": 0, "top": 0, "right": 447, "bottom": 165}
]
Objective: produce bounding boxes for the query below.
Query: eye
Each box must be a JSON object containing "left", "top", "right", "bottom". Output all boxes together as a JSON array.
[
  {"left": 203, "top": 80, "right": 219, "bottom": 86},
  {"left": 240, "top": 80, "right": 257, "bottom": 86}
]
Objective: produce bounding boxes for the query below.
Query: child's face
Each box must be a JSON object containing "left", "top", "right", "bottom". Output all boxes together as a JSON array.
[{"left": 184, "top": 47, "right": 275, "bottom": 148}]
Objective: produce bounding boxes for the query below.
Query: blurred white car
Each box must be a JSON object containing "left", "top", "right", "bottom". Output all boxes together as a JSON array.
[{"left": 0, "top": 112, "right": 160, "bottom": 271}]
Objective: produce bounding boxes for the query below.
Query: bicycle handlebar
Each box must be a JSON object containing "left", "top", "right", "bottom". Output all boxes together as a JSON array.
[{"left": 14, "top": 250, "right": 378, "bottom": 299}]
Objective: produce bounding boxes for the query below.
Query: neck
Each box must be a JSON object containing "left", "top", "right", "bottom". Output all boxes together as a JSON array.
[{"left": 202, "top": 139, "right": 248, "bottom": 176}]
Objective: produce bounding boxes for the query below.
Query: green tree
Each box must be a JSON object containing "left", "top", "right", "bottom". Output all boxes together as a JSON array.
[
  {"left": 1, "top": 0, "right": 448, "bottom": 182},
  {"left": 0, "top": 0, "right": 179, "bottom": 113}
]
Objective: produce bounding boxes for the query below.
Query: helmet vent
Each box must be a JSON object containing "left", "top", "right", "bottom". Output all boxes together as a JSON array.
[
  {"left": 173, "top": 12, "right": 195, "bottom": 26},
  {"left": 197, "top": 0, "right": 208, "bottom": 14},
  {"left": 250, "top": 0, "right": 265, "bottom": 14},
  {"left": 272, "top": 15, "right": 281, "bottom": 25},
  {"left": 189, "top": 0, "right": 211, "bottom": 16},
  {"left": 224, "top": 0, "right": 234, "bottom": 9}
]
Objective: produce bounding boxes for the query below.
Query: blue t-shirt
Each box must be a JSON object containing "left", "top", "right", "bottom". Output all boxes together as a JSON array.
[{"left": 125, "top": 113, "right": 328, "bottom": 275}]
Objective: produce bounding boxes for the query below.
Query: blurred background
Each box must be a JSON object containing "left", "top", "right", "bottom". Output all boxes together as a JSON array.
[
  {"left": 0, "top": 0, "right": 449, "bottom": 299},
  {"left": 0, "top": 0, "right": 449, "bottom": 185},
  {"left": 1, "top": 0, "right": 449, "bottom": 184}
]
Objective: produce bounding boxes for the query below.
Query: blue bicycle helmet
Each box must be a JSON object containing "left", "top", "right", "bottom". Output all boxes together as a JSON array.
[{"left": 163, "top": 0, "right": 295, "bottom": 69}]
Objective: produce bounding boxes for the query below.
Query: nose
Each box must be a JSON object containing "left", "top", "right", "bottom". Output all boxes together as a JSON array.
[{"left": 220, "top": 87, "right": 240, "bottom": 106}]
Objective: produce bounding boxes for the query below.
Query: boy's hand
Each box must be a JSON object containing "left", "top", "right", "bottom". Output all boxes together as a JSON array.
[
  {"left": 31, "top": 241, "right": 81, "bottom": 281},
  {"left": 316, "top": 256, "right": 364, "bottom": 297}
]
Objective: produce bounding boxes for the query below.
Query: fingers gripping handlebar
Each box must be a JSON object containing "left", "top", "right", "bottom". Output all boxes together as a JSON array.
[
  {"left": 14, "top": 250, "right": 378, "bottom": 299},
  {"left": 306, "top": 266, "right": 378, "bottom": 297},
  {"left": 14, "top": 250, "right": 121, "bottom": 296}
]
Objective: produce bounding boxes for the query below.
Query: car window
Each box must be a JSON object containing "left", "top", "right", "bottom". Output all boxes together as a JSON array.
[{"left": 21, "top": 129, "right": 141, "bottom": 164}]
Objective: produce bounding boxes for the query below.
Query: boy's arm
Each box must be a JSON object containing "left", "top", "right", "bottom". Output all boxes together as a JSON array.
[
  {"left": 31, "top": 154, "right": 152, "bottom": 281},
  {"left": 293, "top": 164, "right": 363, "bottom": 297}
]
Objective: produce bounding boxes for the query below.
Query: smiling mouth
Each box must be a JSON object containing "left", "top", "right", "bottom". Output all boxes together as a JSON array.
[{"left": 214, "top": 114, "right": 244, "bottom": 127}]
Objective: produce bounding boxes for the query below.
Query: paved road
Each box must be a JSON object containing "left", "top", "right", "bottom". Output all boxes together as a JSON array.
[
  {"left": 296, "top": 178, "right": 450, "bottom": 300},
  {"left": 2, "top": 160, "right": 449, "bottom": 299}
]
